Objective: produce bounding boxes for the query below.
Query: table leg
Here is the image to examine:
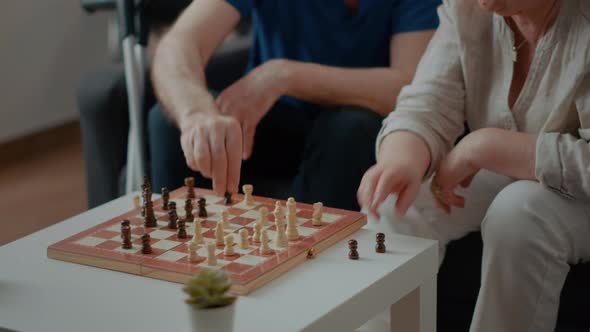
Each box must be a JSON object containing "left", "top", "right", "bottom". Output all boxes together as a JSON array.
[{"left": 390, "top": 275, "right": 437, "bottom": 332}]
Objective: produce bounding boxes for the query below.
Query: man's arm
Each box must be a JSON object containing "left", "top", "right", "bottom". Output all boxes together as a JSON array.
[
  {"left": 151, "top": 0, "right": 240, "bottom": 123},
  {"left": 280, "top": 31, "right": 435, "bottom": 116}
]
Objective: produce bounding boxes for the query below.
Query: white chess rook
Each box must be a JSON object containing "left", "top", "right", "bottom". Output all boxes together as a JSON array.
[
  {"left": 206, "top": 242, "right": 217, "bottom": 266},
  {"left": 312, "top": 202, "right": 323, "bottom": 226}
]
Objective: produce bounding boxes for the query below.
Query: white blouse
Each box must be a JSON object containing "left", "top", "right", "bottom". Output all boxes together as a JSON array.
[{"left": 378, "top": 0, "right": 590, "bottom": 202}]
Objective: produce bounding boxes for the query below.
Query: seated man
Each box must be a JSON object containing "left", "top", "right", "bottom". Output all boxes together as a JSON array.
[{"left": 150, "top": 0, "right": 440, "bottom": 210}]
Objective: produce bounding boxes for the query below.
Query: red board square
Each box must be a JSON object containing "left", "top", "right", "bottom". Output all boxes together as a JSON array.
[
  {"left": 95, "top": 240, "right": 122, "bottom": 250},
  {"left": 201, "top": 220, "right": 217, "bottom": 229},
  {"left": 132, "top": 237, "right": 159, "bottom": 245},
  {"left": 223, "top": 262, "right": 252, "bottom": 274},
  {"left": 93, "top": 230, "right": 119, "bottom": 239},
  {"left": 230, "top": 216, "right": 255, "bottom": 226},
  {"left": 202, "top": 229, "right": 216, "bottom": 239},
  {"left": 166, "top": 234, "right": 193, "bottom": 242},
  {"left": 216, "top": 252, "right": 241, "bottom": 261},
  {"left": 227, "top": 207, "right": 247, "bottom": 215},
  {"left": 296, "top": 210, "right": 313, "bottom": 219}
]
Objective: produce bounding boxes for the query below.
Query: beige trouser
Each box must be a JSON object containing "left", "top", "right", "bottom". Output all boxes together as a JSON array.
[{"left": 380, "top": 170, "right": 590, "bottom": 332}]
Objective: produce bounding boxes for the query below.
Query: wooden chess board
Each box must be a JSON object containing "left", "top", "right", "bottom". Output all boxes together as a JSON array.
[{"left": 47, "top": 187, "right": 366, "bottom": 295}]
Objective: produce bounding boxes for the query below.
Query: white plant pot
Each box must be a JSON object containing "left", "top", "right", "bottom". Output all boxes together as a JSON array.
[{"left": 188, "top": 303, "right": 236, "bottom": 332}]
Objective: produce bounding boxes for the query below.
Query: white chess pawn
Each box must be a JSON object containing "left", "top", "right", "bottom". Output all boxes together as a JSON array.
[
  {"left": 133, "top": 194, "right": 140, "bottom": 209},
  {"left": 221, "top": 209, "right": 230, "bottom": 228},
  {"left": 286, "top": 209, "right": 299, "bottom": 241},
  {"left": 239, "top": 228, "right": 249, "bottom": 249},
  {"left": 193, "top": 219, "right": 204, "bottom": 244},
  {"left": 215, "top": 222, "right": 224, "bottom": 245},
  {"left": 224, "top": 234, "right": 236, "bottom": 256},
  {"left": 188, "top": 241, "right": 200, "bottom": 262},
  {"left": 258, "top": 206, "right": 269, "bottom": 228},
  {"left": 253, "top": 222, "right": 262, "bottom": 243},
  {"left": 273, "top": 202, "right": 284, "bottom": 228},
  {"left": 312, "top": 202, "right": 323, "bottom": 226},
  {"left": 242, "top": 184, "right": 254, "bottom": 205},
  {"left": 274, "top": 222, "right": 288, "bottom": 248},
  {"left": 206, "top": 242, "right": 217, "bottom": 266},
  {"left": 260, "top": 230, "right": 271, "bottom": 255}
]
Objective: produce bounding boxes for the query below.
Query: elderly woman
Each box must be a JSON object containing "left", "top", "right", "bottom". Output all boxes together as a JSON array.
[{"left": 358, "top": 0, "right": 590, "bottom": 331}]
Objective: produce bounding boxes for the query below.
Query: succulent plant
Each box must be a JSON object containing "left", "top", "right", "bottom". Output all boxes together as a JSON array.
[{"left": 183, "top": 268, "right": 237, "bottom": 309}]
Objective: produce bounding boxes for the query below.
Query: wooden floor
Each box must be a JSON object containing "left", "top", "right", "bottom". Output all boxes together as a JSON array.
[{"left": 0, "top": 125, "right": 87, "bottom": 246}]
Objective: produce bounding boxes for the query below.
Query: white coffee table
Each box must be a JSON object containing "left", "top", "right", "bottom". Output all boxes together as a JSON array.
[{"left": 0, "top": 194, "right": 437, "bottom": 332}]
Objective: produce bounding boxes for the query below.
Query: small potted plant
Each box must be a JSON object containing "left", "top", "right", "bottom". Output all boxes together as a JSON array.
[{"left": 184, "top": 268, "right": 237, "bottom": 332}]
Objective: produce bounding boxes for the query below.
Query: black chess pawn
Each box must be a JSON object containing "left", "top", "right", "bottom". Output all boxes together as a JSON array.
[
  {"left": 184, "top": 199, "right": 194, "bottom": 223},
  {"left": 162, "top": 187, "right": 170, "bottom": 210},
  {"left": 121, "top": 220, "right": 132, "bottom": 249},
  {"left": 141, "top": 234, "right": 152, "bottom": 254},
  {"left": 348, "top": 239, "right": 359, "bottom": 260},
  {"left": 224, "top": 192, "right": 233, "bottom": 205},
  {"left": 185, "top": 177, "right": 195, "bottom": 199},
  {"left": 198, "top": 197, "right": 207, "bottom": 217},
  {"left": 177, "top": 218, "right": 187, "bottom": 239},
  {"left": 168, "top": 202, "right": 178, "bottom": 229},
  {"left": 375, "top": 233, "right": 386, "bottom": 253}
]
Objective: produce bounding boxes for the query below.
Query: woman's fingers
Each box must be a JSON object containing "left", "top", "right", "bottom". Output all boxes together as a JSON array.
[
  {"left": 395, "top": 180, "right": 420, "bottom": 217},
  {"left": 370, "top": 169, "right": 401, "bottom": 213},
  {"left": 357, "top": 166, "right": 381, "bottom": 211}
]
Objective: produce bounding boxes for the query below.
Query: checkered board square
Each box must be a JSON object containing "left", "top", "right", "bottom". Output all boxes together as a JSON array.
[{"left": 47, "top": 187, "right": 366, "bottom": 295}]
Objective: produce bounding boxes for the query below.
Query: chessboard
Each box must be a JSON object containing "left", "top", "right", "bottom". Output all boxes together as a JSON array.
[{"left": 47, "top": 184, "right": 366, "bottom": 295}]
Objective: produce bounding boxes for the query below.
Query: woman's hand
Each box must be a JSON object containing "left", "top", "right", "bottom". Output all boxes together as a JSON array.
[{"left": 357, "top": 131, "right": 431, "bottom": 218}]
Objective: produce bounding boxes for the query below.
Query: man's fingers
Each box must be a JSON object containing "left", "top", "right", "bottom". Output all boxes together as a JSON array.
[
  {"left": 460, "top": 173, "right": 476, "bottom": 188},
  {"left": 242, "top": 125, "right": 256, "bottom": 160},
  {"left": 181, "top": 132, "right": 197, "bottom": 171},
  {"left": 226, "top": 120, "right": 242, "bottom": 194},
  {"left": 194, "top": 129, "right": 212, "bottom": 178},
  {"left": 210, "top": 126, "right": 228, "bottom": 195}
]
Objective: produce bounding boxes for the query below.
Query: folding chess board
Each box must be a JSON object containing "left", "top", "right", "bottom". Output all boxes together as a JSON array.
[{"left": 47, "top": 187, "right": 366, "bottom": 295}]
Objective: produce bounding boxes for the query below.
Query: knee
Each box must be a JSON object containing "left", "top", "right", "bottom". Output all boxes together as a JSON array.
[{"left": 481, "top": 181, "right": 566, "bottom": 255}]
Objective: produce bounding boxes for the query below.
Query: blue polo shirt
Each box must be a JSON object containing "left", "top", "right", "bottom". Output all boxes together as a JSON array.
[{"left": 226, "top": 0, "right": 441, "bottom": 110}]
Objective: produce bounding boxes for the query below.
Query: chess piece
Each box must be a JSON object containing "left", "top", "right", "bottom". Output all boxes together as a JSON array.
[
  {"left": 167, "top": 201, "right": 178, "bottom": 229},
  {"left": 206, "top": 242, "right": 217, "bottom": 266},
  {"left": 177, "top": 218, "right": 187, "bottom": 239},
  {"left": 141, "top": 234, "right": 152, "bottom": 254},
  {"left": 188, "top": 241, "right": 200, "bottom": 262},
  {"left": 143, "top": 185, "right": 157, "bottom": 227},
  {"left": 258, "top": 207, "right": 269, "bottom": 228},
  {"left": 242, "top": 184, "right": 254, "bottom": 205},
  {"left": 184, "top": 199, "right": 194, "bottom": 223},
  {"left": 376, "top": 233, "right": 386, "bottom": 253},
  {"left": 192, "top": 219, "right": 204, "bottom": 244},
  {"left": 185, "top": 177, "right": 195, "bottom": 199},
  {"left": 273, "top": 202, "right": 284, "bottom": 228},
  {"left": 161, "top": 187, "right": 170, "bottom": 210},
  {"left": 224, "top": 191, "right": 233, "bottom": 205},
  {"left": 140, "top": 176, "right": 150, "bottom": 217},
  {"left": 198, "top": 197, "right": 207, "bottom": 218},
  {"left": 239, "top": 228, "right": 249, "bottom": 249},
  {"left": 348, "top": 239, "right": 359, "bottom": 260},
  {"left": 274, "top": 221, "right": 288, "bottom": 248},
  {"left": 286, "top": 197, "right": 296, "bottom": 215},
  {"left": 312, "top": 202, "right": 323, "bottom": 226},
  {"left": 215, "top": 222, "right": 224, "bottom": 245},
  {"left": 133, "top": 194, "right": 140, "bottom": 210},
  {"left": 224, "top": 235, "right": 236, "bottom": 256},
  {"left": 221, "top": 209, "right": 230, "bottom": 228},
  {"left": 286, "top": 209, "right": 299, "bottom": 241},
  {"left": 260, "top": 230, "right": 271, "bottom": 255},
  {"left": 121, "top": 220, "right": 132, "bottom": 249},
  {"left": 252, "top": 222, "right": 262, "bottom": 243}
]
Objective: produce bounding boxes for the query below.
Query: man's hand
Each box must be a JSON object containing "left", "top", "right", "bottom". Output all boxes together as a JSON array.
[
  {"left": 357, "top": 132, "right": 431, "bottom": 218},
  {"left": 180, "top": 112, "right": 243, "bottom": 195},
  {"left": 216, "top": 59, "right": 289, "bottom": 160}
]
